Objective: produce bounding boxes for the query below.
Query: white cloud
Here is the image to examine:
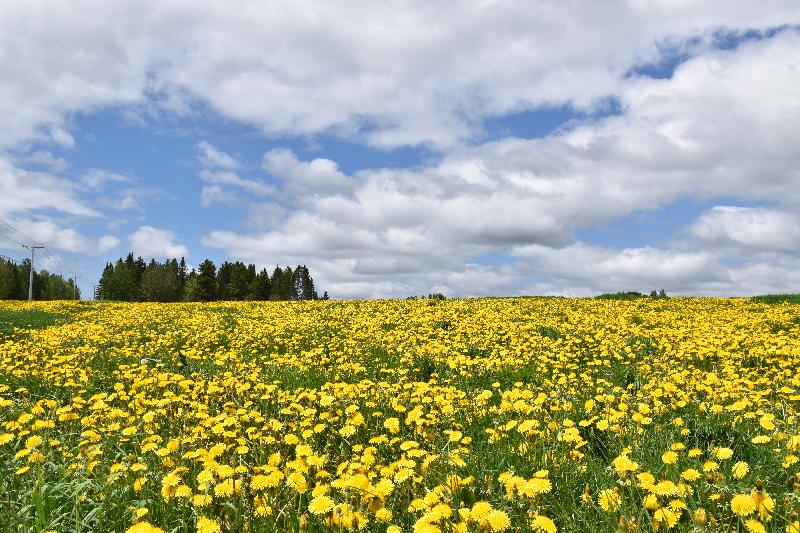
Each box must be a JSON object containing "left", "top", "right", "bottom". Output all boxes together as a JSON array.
[
  {"left": 245, "top": 202, "right": 286, "bottom": 227},
  {"left": 512, "top": 242, "right": 728, "bottom": 294},
  {"left": 20, "top": 150, "right": 68, "bottom": 172},
  {"left": 199, "top": 169, "right": 276, "bottom": 197},
  {"left": 689, "top": 206, "right": 800, "bottom": 253},
  {"left": 197, "top": 141, "right": 240, "bottom": 169},
  {"left": 204, "top": 31, "right": 800, "bottom": 297},
  {"left": 81, "top": 169, "right": 131, "bottom": 189},
  {"left": 0, "top": 1, "right": 798, "bottom": 150},
  {"left": 264, "top": 149, "right": 352, "bottom": 198},
  {"left": 98, "top": 195, "right": 141, "bottom": 211},
  {"left": 0, "top": 158, "right": 100, "bottom": 218},
  {"left": 200, "top": 185, "right": 242, "bottom": 207},
  {"left": 96, "top": 186, "right": 171, "bottom": 212},
  {"left": 0, "top": 217, "right": 120, "bottom": 255},
  {"left": 2, "top": 3, "right": 799, "bottom": 296},
  {"left": 129, "top": 226, "right": 188, "bottom": 259},
  {"left": 49, "top": 126, "right": 75, "bottom": 149}
]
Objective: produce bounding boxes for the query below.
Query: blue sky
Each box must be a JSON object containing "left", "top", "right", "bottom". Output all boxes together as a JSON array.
[{"left": 1, "top": 2, "right": 799, "bottom": 298}]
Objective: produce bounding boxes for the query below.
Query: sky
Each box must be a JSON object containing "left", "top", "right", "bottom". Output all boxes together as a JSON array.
[{"left": 1, "top": 1, "right": 799, "bottom": 299}]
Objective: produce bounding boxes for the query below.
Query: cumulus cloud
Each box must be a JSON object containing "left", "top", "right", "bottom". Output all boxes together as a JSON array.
[
  {"left": 689, "top": 206, "right": 800, "bottom": 253},
  {"left": 511, "top": 243, "right": 728, "bottom": 295},
  {"left": 2, "top": 3, "right": 799, "bottom": 297},
  {"left": 0, "top": 217, "right": 120, "bottom": 255},
  {"left": 129, "top": 226, "right": 188, "bottom": 259},
  {"left": 204, "top": 30, "right": 800, "bottom": 297},
  {"left": 264, "top": 149, "right": 352, "bottom": 198},
  {"left": 0, "top": 158, "right": 100, "bottom": 218},
  {"left": 1, "top": 1, "right": 798, "bottom": 151}
]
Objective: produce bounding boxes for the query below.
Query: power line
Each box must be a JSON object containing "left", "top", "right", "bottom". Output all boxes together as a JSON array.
[
  {"left": 0, "top": 229, "right": 29, "bottom": 249},
  {"left": 0, "top": 218, "right": 38, "bottom": 245}
]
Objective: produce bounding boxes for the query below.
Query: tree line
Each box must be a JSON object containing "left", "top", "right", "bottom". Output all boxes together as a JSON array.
[
  {"left": 0, "top": 257, "right": 80, "bottom": 300},
  {"left": 96, "top": 253, "right": 328, "bottom": 302}
]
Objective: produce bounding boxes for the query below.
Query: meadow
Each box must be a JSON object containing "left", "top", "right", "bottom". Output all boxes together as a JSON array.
[{"left": 0, "top": 297, "right": 798, "bottom": 532}]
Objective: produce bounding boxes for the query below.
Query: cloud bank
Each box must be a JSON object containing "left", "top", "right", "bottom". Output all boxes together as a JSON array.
[{"left": 0, "top": 2, "right": 798, "bottom": 297}]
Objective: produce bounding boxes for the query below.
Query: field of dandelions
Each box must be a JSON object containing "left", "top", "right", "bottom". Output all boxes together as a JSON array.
[{"left": 0, "top": 298, "right": 799, "bottom": 532}]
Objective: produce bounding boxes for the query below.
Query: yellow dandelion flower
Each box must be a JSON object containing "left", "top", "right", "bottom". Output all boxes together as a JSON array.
[
  {"left": 530, "top": 514, "right": 557, "bottom": 533},
  {"left": 731, "top": 461, "right": 749, "bottom": 479},
  {"left": 486, "top": 510, "right": 511, "bottom": 532},
  {"left": 376, "top": 507, "right": 393, "bottom": 522},
  {"left": 731, "top": 494, "right": 756, "bottom": 516},
  {"left": 196, "top": 517, "right": 221, "bottom": 533},
  {"left": 126, "top": 521, "right": 166, "bottom": 533},
  {"left": 681, "top": 468, "right": 700, "bottom": 481},
  {"left": 193, "top": 494, "right": 213, "bottom": 507},
  {"left": 714, "top": 447, "right": 733, "bottom": 460},
  {"left": 471, "top": 501, "right": 493, "bottom": 521},
  {"left": 308, "top": 495, "right": 335, "bottom": 515},
  {"left": 751, "top": 490, "right": 774, "bottom": 520},
  {"left": 599, "top": 489, "right": 621, "bottom": 512},
  {"left": 653, "top": 507, "right": 678, "bottom": 529},
  {"left": 744, "top": 518, "right": 766, "bottom": 533}
]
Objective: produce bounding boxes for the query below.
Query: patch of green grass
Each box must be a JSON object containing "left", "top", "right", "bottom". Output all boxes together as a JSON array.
[
  {"left": 432, "top": 320, "right": 453, "bottom": 331},
  {"left": 537, "top": 325, "right": 561, "bottom": 340},
  {"left": 751, "top": 293, "right": 800, "bottom": 304},
  {"left": 0, "top": 309, "right": 66, "bottom": 338}
]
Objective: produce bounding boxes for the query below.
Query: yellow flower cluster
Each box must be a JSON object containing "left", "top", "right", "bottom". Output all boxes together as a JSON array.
[{"left": 0, "top": 297, "right": 799, "bottom": 531}]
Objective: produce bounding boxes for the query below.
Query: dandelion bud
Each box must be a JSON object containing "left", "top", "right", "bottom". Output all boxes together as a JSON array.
[{"left": 693, "top": 508, "right": 707, "bottom": 525}]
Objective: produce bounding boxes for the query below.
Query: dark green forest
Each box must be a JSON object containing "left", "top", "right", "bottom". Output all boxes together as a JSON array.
[
  {"left": 96, "top": 253, "right": 327, "bottom": 302},
  {"left": 0, "top": 257, "right": 80, "bottom": 300}
]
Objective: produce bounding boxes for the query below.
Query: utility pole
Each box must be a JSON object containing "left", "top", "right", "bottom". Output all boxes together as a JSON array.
[
  {"left": 22, "top": 243, "right": 44, "bottom": 301},
  {"left": 72, "top": 274, "right": 82, "bottom": 300}
]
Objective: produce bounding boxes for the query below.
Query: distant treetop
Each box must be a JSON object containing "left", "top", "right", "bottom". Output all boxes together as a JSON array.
[{"left": 96, "top": 253, "right": 325, "bottom": 302}]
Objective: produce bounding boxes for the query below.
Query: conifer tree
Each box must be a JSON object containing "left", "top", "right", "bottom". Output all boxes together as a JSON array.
[
  {"left": 178, "top": 257, "right": 187, "bottom": 295},
  {"left": 251, "top": 268, "right": 271, "bottom": 300},
  {"left": 270, "top": 266, "right": 284, "bottom": 300},
  {"left": 197, "top": 259, "right": 217, "bottom": 302},
  {"left": 301, "top": 265, "right": 316, "bottom": 300},
  {"left": 283, "top": 266, "right": 294, "bottom": 300}
]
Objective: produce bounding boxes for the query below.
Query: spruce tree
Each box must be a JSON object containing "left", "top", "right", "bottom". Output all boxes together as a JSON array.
[
  {"left": 178, "top": 257, "right": 188, "bottom": 295},
  {"left": 282, "top": 266, "right": 294, "bottom": 300},
  {"left": 251, "top": 268, "right": 271, "bottom": 300},
  {"left": 271, "top": 266, "right": 284, "bottom": 300},
  {"left": 217, "top": 261, "right": 232, "bottom": 300},
  {"left": 292, "top": 265, "right": 304, "bottom": 300},
  {"left": 228, "top": 262, "right": 250, "bottom": 300},
  {"left": 97, "top": 263, "right": 113, "bottom": 300},
  {"left": 197, "top": 259, "right": 217, "bottom": 302},
  {"left": 300, "top": 266, "right": 315, "bottom": 300}
]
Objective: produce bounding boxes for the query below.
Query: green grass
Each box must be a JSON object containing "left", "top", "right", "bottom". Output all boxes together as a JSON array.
[
  {"left": 751, "top": 293, "right": 800, "bottom": 304},
  {"left": 0, "top": 308, "right": 66, "bottom": 338}
]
